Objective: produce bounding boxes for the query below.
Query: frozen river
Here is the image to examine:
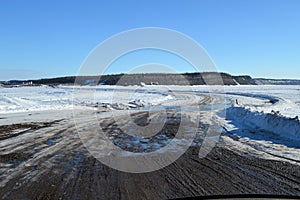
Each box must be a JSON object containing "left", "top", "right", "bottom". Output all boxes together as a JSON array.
[{"left": 1, "top": 85, "right": 299, "bottom": 117}]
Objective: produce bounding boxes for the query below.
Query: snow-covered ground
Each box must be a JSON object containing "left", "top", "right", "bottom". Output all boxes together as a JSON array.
[
  {"left": 222, "top": 85, "right": 300, "bottom": 118},
  {"left": 0, "top": 84, "right": 300, "bottom": 168},
  {"left": 1, "top": 85, "right": 300, "bottom": 161},
  {"left": 223, "top": 104, "right": 300, "bottom": 165},
  {"left": 217, "top": 85, "right": 300, "bottom": 165},
  {"left": 0, "top": 85, "right": 73, "bottom": 113},
  {"left": 1, "top": 85, "right": 299, "bottom": 116},
  {"left": 0, "top": 85, "right": 174, "bottom": 113}
]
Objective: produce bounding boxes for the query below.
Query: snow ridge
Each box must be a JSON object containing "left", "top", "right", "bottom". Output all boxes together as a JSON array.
[{"left": 226, "top": 105, "right": 300, "bottom": 141}]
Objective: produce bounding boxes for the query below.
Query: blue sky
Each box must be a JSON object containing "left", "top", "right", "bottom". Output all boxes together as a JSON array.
[{"left": 0, "top": 0, "right": 299, "bottom": 80}]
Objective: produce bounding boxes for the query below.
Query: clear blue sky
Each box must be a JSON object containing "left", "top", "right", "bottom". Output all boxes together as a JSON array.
[{"left": 0, "top": 0, "right": 299, "bottom": 80}]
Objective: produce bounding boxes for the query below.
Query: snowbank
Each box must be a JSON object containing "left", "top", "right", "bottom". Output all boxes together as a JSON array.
[
  {"left": 226, "top": 105, "right": 300, "bottom": 140},
  {"left": 222, "top": 85, "right": 300, "bottom": 118}
]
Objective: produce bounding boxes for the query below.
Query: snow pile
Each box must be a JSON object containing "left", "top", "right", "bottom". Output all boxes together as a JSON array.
[
  {"left": 127, "top": 88, "right": 174, "bottom": 106},
  {"left": 226, "top": 105, "right": 300, "bottom": 141},
  {"left": 94, "top": 97, "right": 172, "bottom": 111},
  {"left": 128, "top": 99, "right": 149, "bottom": 107}
]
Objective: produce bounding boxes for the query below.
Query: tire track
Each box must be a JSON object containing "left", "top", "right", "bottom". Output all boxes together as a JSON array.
[{"left": 0, "top": 92, "right": 299, "bottom": 199}]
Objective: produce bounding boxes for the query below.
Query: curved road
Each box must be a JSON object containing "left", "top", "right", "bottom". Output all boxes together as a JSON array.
[{"left": 0, "top": 90, "right": 299, "bottom": 199}]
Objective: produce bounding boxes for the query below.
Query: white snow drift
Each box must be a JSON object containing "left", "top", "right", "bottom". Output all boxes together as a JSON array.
[{"left": 226, "top": 105, "right": 300, "bottom": 141}]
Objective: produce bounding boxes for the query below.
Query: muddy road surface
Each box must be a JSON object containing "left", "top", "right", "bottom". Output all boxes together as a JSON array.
[{"left": 0, "top": 106, "right": 300, "bottom": 199}]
